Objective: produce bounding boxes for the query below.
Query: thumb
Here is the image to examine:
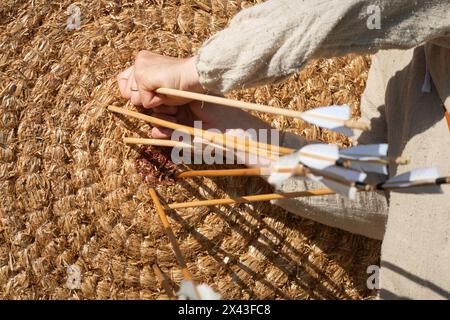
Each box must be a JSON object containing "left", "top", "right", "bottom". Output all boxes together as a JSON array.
[{"left": 138, "top": 83, "right": 166, "bottom": 109}]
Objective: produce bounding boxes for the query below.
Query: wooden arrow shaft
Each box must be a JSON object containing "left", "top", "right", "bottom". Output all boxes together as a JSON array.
[
  {"left": 165, "top": 176, "right": 449, "bottom": 210},
  {"left": 124, "top": 137, "right": 192, "bottom": 149},
  {"left": 123, "top": 137, "right": 280, "bottom": 162},
  {"left": 108, "top": 106, "right": 292, "bottom": 159},
  {"left": 156, "top": 88, "right": 370, "bottom": 131},
  {"left": 156, "top": 87, "right": 305, "bottom": 119},
  {"left": 340, "top": 154, "right": 409, "bottom": 165},
  {"left": 149, "top": 188, "right": 193, "bottom": 282},
  {"left": 175, "top": 166, "right": 352, "bottom": 188},
  {"left": 164, "top": 188, "right": 336, "bottom": 210},
  {"left": 300, "top": 150, "right": 407, "bottom": 166},
  {"left": 175, "top": 167, "right": 301, "bottom": 178}
]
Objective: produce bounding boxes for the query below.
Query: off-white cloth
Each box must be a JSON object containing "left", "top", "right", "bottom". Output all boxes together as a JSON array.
[
  {"left": 197, "top": 0, "right": 450, "bottom": 108},
  {"left": 195, "top": 0, "right": 450, "bottom": 299},
  {"left": 373, "top": 46, "right": 450, "bottom": 300}
]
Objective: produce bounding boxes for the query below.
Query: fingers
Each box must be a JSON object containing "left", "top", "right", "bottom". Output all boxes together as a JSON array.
[
  {"left": 117, "top": 63, "right": 179, "bottom": 111},
  {"left": 141, "top": 92, "right": 165, "bottom": 109},
  {"left": 151, "top": 113, "right": 177, "bottom": 139},
  {"left": 117, "top": 66, "right": 133, "bottom": 99},
  {"left": 153, "top": 105, "right": 178, "bottom": 115},
  {"left": 122, "top": 66, "right": 140, "bottom": 106},
  {"left": 151, "top": 127, "right": 174, "bottom": 139},
  {"left": 134, "top": 54, "right": 165, "bottom": 109},
  {"left": 118, "top": 50, "right": 193, "bottom": 108},
  {"left": 139, "top": 87, "right": 156, "bottom": 109},
  {"left": 118, "top": 65, "right": 165, "bottom": 108},
  {"left": 129, "top": 72, "right": 142, "bottom": 106}
]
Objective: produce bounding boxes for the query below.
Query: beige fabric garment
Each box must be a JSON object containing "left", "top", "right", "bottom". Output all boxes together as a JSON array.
[
  {"left": 277, "top": 46, "right": 450, "bottom": 299},
  {"left": 197, "top": 0, "right": 450, "bottom": 97},
  {"left": 373, "top": 47, "right": 450, "bottom": 300},
  {"left": 194, "top": 0, "right": 450, "bottom": 299},
  {"left": 426, "top": 39, "right": 450, "bottom": 112}
]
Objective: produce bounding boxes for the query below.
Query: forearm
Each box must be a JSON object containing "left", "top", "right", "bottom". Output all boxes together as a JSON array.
[{"left": 196, "top": 0, "right": 450, "bottom": 94}]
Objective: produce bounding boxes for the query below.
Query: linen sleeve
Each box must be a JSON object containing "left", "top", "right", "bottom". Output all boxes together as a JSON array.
[{"left": 196, "top": 0, "right": 450, "bottom": 94}]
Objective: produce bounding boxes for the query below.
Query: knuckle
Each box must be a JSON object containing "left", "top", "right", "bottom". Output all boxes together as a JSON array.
[
  {"left": 134, "top": 69, "right": 144, "bottom": 82},
  {"left": 136, "top": 50, "right": 149, "bottom": 60}
]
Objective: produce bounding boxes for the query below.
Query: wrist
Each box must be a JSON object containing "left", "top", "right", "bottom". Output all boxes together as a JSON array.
[{"left": 181, "top": 56, "right": 204, "bottom": 93}]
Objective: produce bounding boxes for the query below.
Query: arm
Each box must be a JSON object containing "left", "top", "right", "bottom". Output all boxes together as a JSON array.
[{"left": 197, "top": 0, "right": 450, "bottom": 93}]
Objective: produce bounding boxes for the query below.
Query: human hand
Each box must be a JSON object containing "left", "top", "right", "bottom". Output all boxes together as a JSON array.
[
  {"left": 116, "top": 52, "right": 279, "bottom": 167},
  {"left": 117, "top": 51, "right": 202, "bottom": 108},
  {"left": 151, "top": 101, "right": 276, "bottom": 167},
  {"left": 116, "top": 52, "right": 271, "bottom": 139},
  {"left": 149, "top": 100, "right": 273, "bottom": 139}
]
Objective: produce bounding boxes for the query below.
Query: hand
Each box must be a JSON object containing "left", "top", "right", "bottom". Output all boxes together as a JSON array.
[
  {"left": 152, "top": 101, "right": 276, "bottom": 167},
  {"left": 116, "top": 52, "right": 278, "bottom": 167},
  {"left": 150, "top": 100, "right": 273, "bottom": 139},
  {"left": 117, "top": 51, "right": 202, "bottom": 108}
]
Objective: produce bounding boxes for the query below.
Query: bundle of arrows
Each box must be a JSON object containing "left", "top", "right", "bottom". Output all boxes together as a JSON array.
[
  {"left": 108, "top": 88, "right": 449, "bottom": 200},
  {"left": 108, "top": 88, "right": 449, "bottom": 299}
]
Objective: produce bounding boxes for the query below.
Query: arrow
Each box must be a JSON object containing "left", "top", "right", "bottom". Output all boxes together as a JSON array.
[
  {"left": 149, "top": 188, "right": 202, "bottom": 300},
  {"left": 266, "top": 147, "right": 367, "bottom": 199},
  {"left": 164, "top": 189, "right": 335, "bottom": 210},
  {"left": 312, "top": 167, "right": 449, "bottom": 197},
  {"left": 155, "top": 88, "right": 370, "bottom": 136},
  {"left": 266, "top": 154, "right": 368, "bottom": 200},
  {"left": 108, "top": 106, "right": 288, "bottom": 159},
  {"left": 310, "top": 167, "right": 449, "bottom": 197},
  {"left": 173, "top": 167, "right": 449, "bottom": 203},
  {"left": 299, "top": 105, "right": 369, "bottom": 136},
  {"left": 374, "top": 167, "right": 449, "bottom": 193},
  {"left": 301, "top": 165, "right": 366, "bottom": 200},
  {"left": 299, "top": 143, "right": 408, "bottom": 175},
  {"left": 166, "top": 167, "right": 450, "bottom": 209},
  {"left": 176, "top": 160, "right": 366, "bottom": 200}
]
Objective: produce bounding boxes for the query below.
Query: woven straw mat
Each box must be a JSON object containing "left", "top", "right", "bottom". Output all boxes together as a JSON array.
[{"left": 0, "top": 0, "right": 380, "bottom": 299}]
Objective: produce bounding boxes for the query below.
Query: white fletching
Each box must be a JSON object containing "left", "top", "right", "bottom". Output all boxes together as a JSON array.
[
  {"left": 382, "top": 167, "right": 442, "bottom": 194},
  {"left": 307, "top": 166, "right": 367, "bottom": 200},
  {"left": 319, "top": 178, "right": 358, "bottom": 200},
  {"left": 307, "top": 173, "right": 358, "bottom": 199},
  {"left": 300, "top": 143, "right": 388, "bottom": 175},
  {"left": 300, "top": 105, "right": 354, "bottom": 136},
  {"left": 345, "top": 161, "right": 388, "bottom": 175},
  {"left": 321, "top": 165, "right": 367, "bottom": 184},
  {"left": 177, "top": 280, "right": 221, "bottom": 300},
  {"left": 176, "top": 280, "right": 196, "bottom": 300},
  {"left": 340, "top": 144, "right": 388, "bottom": 159},
  {"left": 299, "top": 144, "right": 339, "bottom": 169},
  {"left": 268, "top": 151, "right": 302, "bottom": 188},
  {"left": 340, "top": 144, "right": 389, "bottom": 175}
]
